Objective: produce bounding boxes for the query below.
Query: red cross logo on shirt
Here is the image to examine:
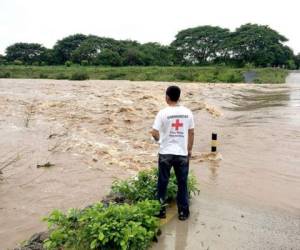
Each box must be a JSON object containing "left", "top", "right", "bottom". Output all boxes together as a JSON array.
[{"left": 172, "top": 119, "right": 183, "bottom": 131}]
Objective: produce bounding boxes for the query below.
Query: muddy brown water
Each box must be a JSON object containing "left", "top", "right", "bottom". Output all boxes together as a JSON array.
[{"left": 0, "top": 78, "right": 299, "bottom": 249}]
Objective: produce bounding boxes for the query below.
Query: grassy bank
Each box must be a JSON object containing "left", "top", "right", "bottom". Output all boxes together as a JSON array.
[{"left": 0, "top": 65, "right": 288, "bottom": 83}]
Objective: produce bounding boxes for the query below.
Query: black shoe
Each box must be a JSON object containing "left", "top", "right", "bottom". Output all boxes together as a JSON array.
[
  {"left": 178, "top": 211, "right": 189, "bottom": 221},
  {"left": 178, "top": 207, "right": 190, "bottom": 221},
  {"left": 157, "top": 206, "right": 166, "bottom": 219}
]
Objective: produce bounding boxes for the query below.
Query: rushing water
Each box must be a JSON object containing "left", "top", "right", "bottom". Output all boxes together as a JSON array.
[
  {"left": 192, "top": 73, "right": 300, "bottom": 215},
  {"left": 0, "top": 77, "right": 299, "bottom": 249},
  {"left": 153, "top": 74, "right": 300, "bottom": 250}
]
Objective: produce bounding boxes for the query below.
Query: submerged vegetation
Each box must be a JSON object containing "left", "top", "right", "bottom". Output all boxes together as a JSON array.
[{"left": 0, "top": 65, "right": 288, "bottom": 83}]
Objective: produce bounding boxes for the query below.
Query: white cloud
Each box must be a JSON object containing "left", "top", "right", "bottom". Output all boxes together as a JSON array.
[{"left": 0, "top": 0, "right": 299, "bottom": 54}]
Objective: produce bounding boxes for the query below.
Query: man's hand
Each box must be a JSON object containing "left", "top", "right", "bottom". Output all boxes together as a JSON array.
[
  {"left": 150, "top": 129, "right": 160, "bottom": 142},
  {"left": 188, "top": 128, "right": 194, "bottom": 158}
]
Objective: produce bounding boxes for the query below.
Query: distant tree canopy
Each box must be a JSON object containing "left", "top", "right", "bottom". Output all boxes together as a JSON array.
[
  {"left": 171, "top": 25, "right": 231, "bottom": 65},
  {"left": 295, "top": 53, "right": 300, "bottom": 69},
  {"left": 5, "top": 43, "right": 47, "bottom": 64},
  {"left": 2, "top": 23, "right": 299, "bottom": 69},
  {"left": 229, "top": 24, "right": 292, "bottom": 67},
  {"left": 53, "top": 34, "right": 87, "bottom": 64}
]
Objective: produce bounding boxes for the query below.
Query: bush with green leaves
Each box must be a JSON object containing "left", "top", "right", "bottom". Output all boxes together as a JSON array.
[
  {"left": 65, "top": 60, "right": 72, "bottom": 67},
  {"left": 39, "top": 73, "right": 48, "bottom": 79},
  {"left": 69, "top": 72, "right": 89, "bottom": 80},
  {"left": 55, "top": 73, "right": 69, "bottom": 80},
  {"left": 43, "top": 200, "right": 161, "bottom": 250},
  {"left": 81, "top": 60, "right": 89, "bottom": 66},
  {"left": 13, "top": 59, "right": 23, "bottom": 65},
  {"left": 0, "top": 72, "right": 11, "bottom": 78},
  {"left": 111, "top": 168, "right": 200, "bottom": 203}
]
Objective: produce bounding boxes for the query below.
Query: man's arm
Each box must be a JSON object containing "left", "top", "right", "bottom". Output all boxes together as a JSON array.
[
  {"left": 151, "top": 129, "right": 160, "bottom": 142},
  {"left": 188, "top": 128, "right": 194, "bottom": 157}
]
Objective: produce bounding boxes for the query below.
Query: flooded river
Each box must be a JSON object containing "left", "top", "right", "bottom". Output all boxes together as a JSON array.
[{"left": 0, "top": 77, "right": 299, "bottom": 249}]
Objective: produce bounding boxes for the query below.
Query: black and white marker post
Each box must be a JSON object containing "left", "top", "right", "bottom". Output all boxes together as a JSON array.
[{"left": 211, "top": 133, "right": 218, "bottom": 153}]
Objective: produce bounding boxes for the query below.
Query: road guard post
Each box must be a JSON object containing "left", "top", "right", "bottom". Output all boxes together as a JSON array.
[{"left": 211, "top": 133, "right": 218, "bottom": 152}]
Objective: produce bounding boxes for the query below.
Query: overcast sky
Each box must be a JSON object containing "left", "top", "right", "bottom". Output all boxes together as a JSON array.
[{"left": 1, "top": 0, "right": 299, "bottom": 54}]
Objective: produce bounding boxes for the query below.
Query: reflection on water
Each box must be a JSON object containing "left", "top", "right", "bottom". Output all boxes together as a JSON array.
[{"left": 208, "top": 161, "right": 219, "bottom": 183}]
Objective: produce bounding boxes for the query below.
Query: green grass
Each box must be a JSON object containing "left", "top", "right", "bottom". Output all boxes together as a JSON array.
[{"left": 0, "top": 65, "right": 289, "bottom": 83}]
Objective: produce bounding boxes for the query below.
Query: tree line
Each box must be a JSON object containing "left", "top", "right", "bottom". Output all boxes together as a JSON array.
[{"left": 1, "top": 23, "right": 299, "bottom": 69}]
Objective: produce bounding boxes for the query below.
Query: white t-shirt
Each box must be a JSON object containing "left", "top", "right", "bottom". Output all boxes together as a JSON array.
[{"left": 152, "top": 105, "right": 194, "bottom": 156}]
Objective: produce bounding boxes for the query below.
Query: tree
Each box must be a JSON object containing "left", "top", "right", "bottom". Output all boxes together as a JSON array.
[
  {"left": 139, "top": 43, "right": 175, "bottom": 66},
  {"left": 95, "top": 49, "right": 122, "bottom": 66},
  {"left": 230, "top": 23, "right": 292, "bottom": 67},
  {"left": 171, "top": 26, "right": 231, "bottom": 65},
  {"left": 121, "top": 48, "right": 146, "bottom": 66},
  {"left": 295, "top": 53, "right": 300, "bottom": 69},
  {"left": 53, "top": 34, "right": 87, "bottom": 64},
  {"left": 0, "top": 54, "right": 7, "bottom": 64},
  {"left": 40, "top": 49, "right": 57, "bottom": 65},
  {"left": 71, "top": 36, "right": 120, "bottom": 64},
  {"left": 5, "top": 43, "right": 47, "bottom": 65}
]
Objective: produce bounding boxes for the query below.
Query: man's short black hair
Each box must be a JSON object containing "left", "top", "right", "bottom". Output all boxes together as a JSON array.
[{"left": 166, "top": 85, "right": 181, "bottom": 102}]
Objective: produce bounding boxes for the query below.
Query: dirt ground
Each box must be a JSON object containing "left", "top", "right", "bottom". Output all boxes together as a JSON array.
[{"left": 0, "top": 79, "right": 299, "bottom": 249}]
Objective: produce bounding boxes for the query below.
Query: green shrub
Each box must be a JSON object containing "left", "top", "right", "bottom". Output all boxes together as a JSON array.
[
  {"left": 13, "top": 59, "right": 23, "bottom": 65},
  {"left": 32, "top": 61, "right": 40, "bottom": 66},
  {"left": 0, "top": 72, "right": 11, "bottom": 78},
  {"left": 111, "top": 168, "right": 200, "bottom": 203},
  {"left": 43, "top": 200, "right": 161, "bottom": 250},
  {"left": 224, "top": 72, "right": 244, "bottom": 83},
  {"left": 253, "top": 78, "right": 262, "bottom": 84},
  {"left": 244, "top": 63, "right": 255, "bottom": 70},
  {"left": 106, "top": 72, "right": 127, "bottom": 80},
  {"left": 42, "top": 167, "right": 199, "bottom": 250},
  {"left": 65, "top": 61, "right": 72, "bottom": 67},
  {"left": 69, "top": 72, "right": 89, "bottom": 80},
  {"left": 55, "top": 73, "right": 69, "bottom": 79},
  {"left": 174, "top": 72, "right": 195, "bottom": 81},
  {"left": 81, "top": 60, "right": 89, "bottom": 66},
  {"left": 39, "top": 73, "right": 48, "bottom": 79}
]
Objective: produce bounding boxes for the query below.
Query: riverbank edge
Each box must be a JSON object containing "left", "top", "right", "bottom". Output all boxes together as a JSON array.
[{"left": 0, "top": 66, "right": 288, "bottom": 84}]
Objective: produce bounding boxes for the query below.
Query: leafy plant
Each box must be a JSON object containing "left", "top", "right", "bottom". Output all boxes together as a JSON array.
[
  {"left": 39, "top": 73, "right": 48, "bottom": 79},
  {"left": 81, "top": 60, "right": 89, "bottom": 66},
  {"left": 0, "top": 72, "right": 11, "bottom": 78},
  {"left": 65, "top": 60, "right": 72, "bottom": 67},
  {"left": 43, "top": 200, "right": 161, "bottom": 250},
  {"left": 111, "top": 168, "right": 200, "bottom": 203},
  {"left": 69, "top": 72, "right": 89, "bottom": 80},
  {"left": 55, "top": 73, "right": 69, "bottom": 79}
]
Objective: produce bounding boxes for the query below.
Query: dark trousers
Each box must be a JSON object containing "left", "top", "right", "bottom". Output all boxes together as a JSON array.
[{"left": 157, "top": 154, "right": 189, "bottom": 210}]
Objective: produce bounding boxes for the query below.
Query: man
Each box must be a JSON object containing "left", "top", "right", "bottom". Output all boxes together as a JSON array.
[{"left": 151, "top": 85, "right": 194, "bottom": 221}]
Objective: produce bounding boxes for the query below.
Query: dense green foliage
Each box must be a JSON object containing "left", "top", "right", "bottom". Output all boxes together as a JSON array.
[
  {"left": 69, "top": 72, "right": 90, "bottom": 80},
  {"left": 0, "top": 65, "right": 288, "bottom": 83},
  {"left": 111, "top": 168, "right": 200, "bottom": 202},
  {"left": 172, "top": 26, "right": 231, "bottom": 65},
  {"left": 42, "top": 168, "right": 200, "bottom": 250},
  {"left": 53, "top": 34, "right": 88, "bottom": 64},
  {"left": 229, "top": 24, "right": 293, "bottom": 67},
  {"left": 1, "top": 24, "right": 298, "bottom": 69},
  {"left": 43, "top": 168, "right": 200, "bottom": 250},
  {"left": 295, "top": 53, "right": 300, "bottom": 69},
  {"left": 5, "top": 43, "right": 47, "bottom": 65},
  {"left": 44, "top": 200, "right": 161, "bottom": 250}
]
